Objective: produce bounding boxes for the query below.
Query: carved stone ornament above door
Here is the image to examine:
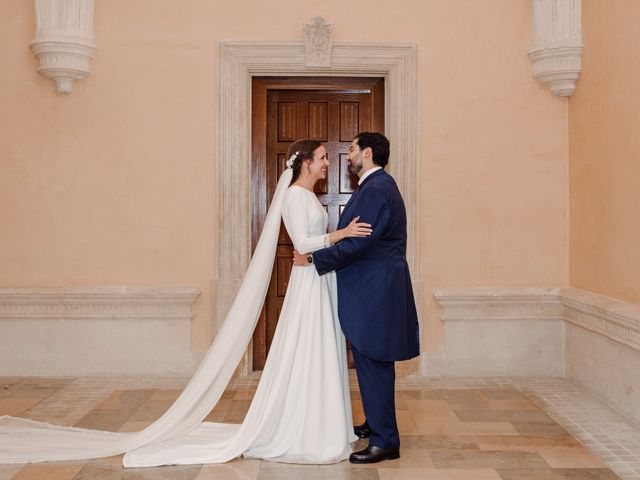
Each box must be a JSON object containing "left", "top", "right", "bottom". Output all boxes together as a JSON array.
[{"left": 303, "top": 16, "right": 335, "bottom": 67}]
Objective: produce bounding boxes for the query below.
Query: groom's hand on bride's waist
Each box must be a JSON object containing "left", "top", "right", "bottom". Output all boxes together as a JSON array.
[{"left": 293, "top": 249, "right": 312, "bottom": 267}]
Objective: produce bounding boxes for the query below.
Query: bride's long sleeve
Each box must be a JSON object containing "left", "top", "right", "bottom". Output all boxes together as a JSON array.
[{"left": 282, "top": 187, "right": 328, "bottom": 254}]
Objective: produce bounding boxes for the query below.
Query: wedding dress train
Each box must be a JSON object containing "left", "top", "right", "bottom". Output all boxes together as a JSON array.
[{"left": 0, "top": 168, "right": 357, "bottom": 467}]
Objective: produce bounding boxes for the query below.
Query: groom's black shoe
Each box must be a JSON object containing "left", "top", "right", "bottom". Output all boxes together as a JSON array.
[
  {"left": 349, "top": 445, "right": 400, "bottom": 464},
  {"left": 354, "top": 421, "right": 371, "bottom": 439}
]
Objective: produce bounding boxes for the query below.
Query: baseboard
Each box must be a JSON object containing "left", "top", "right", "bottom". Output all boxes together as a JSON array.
[
  {"left": 433, "top": 286, "right": 640, "bottom": 422},
  {"left": 433, "top": 288, "right": 565, "bottom": 376},
  {"left": 0, "top": 286, "right": 201, "bottom": 376}
]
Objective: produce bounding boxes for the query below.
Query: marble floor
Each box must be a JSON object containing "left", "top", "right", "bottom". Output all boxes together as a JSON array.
[{"left": 1, "top": 375, "right": 639, "bottom": 480}]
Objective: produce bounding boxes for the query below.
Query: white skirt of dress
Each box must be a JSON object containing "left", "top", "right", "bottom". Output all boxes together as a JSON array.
[{"left": 123, "top": 266, "right": 357, "bottom": 467}]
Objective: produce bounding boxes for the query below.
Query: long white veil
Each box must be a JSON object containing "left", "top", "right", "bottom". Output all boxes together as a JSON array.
[{"left": 0, "top": 168, "right": 294, "bottom": 464}]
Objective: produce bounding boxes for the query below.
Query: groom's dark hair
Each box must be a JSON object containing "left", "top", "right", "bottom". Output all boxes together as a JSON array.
[{"left": 354, "top": 132, "right": 390, "bottom": 168}]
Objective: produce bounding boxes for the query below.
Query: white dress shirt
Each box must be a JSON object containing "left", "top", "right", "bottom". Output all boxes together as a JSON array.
[{"left": 358, "top": 166, "right": 383, "bottom": 185}]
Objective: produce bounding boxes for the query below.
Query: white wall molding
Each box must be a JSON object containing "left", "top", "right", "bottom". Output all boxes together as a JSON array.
[
  {"left": 0, "top": 286, "right": 202, "bottom": 376},
  {"left": 528, "top": 0, "right": 582, "bottom": 96},
  {"left": 0, "top": 286, "right": 200, "bottom": 321},
  {"left": 433, "top": 288, "right": 565, "bottom": 376},
  {"left": 30, "top": 0, "right": 97, "bottom": 93},
  {"left": 434, "top": 286, "right": 640, "bottom": 354},
  {"left": 560, "top": 287, "right": 640, "bottom": 422},
  {"left": 434, "top": 286, "right": 640, "bottom": 422},
  {"left": 435, "top": 287, "right": 565, "bottom": 322},
  {"left": 560, "top": 287, "right": 640, "bottom": 352},
  {"left": 217, "top": 41, "right": 421, "bottom": 374}
]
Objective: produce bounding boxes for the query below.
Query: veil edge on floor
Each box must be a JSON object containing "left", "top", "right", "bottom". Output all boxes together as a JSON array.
[{"left": 0, "top": 168, "right": 294, "bottom": 465}]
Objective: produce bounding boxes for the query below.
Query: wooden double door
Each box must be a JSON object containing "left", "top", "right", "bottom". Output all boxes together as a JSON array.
[{"left": 251, "top": 77, "right": 385, "bottom": 370}]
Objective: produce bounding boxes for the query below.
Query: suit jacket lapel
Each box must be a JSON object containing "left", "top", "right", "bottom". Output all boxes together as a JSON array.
[{"left": 338, "top": 169, "right": 386, "bottom": 228}]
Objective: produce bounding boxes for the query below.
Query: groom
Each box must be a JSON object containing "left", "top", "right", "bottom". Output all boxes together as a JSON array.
[{"left": 293, "top": 132, "right": 420, "bottom": 464}]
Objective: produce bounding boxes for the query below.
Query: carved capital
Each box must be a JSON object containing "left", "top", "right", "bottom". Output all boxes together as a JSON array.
[
  {"left": 528, "top": 0, "right": 582, "bottom": 96},
  {"left": 30, "top": 0, "right": 97, "bottom": 93}
]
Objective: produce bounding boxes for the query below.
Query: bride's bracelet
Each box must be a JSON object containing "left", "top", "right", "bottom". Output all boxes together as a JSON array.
[{"left": 323, "top": 234, "right": 333, "bottom": 248}]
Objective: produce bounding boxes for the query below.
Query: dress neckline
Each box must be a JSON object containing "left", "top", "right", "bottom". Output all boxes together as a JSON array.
[{"left": 290, "top": 184, "right": 315, "bottom": 194}]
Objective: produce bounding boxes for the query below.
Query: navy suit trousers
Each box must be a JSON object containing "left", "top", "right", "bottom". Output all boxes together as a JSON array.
[{"left": 351, "top": 345, "right": 400, "bottom": 449}]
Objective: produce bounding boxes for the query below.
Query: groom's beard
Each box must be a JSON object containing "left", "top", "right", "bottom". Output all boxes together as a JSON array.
[{"left": 348, "top": 160, "right": 362, "bottom": 176}]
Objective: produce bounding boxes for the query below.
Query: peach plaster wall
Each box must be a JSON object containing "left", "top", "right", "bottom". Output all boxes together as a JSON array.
[
  {"left": 569, "top": 0, "right": 640, "bottom": 304},
  {"left": 0, "top": 0, "right": 568, "bottom": 367}
]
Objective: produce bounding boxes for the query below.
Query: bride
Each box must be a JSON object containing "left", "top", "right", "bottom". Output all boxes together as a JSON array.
[{"left": 0, "top": 139, "right": 372, "bottom": 467}]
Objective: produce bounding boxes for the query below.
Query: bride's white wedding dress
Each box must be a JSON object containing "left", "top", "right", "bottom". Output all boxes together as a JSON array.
[
  {"left": 124, "top": 184, "right": 357, "bottom": 466},
  {"left": 0, "top": 168, "right": 357, "bottom": 466}
]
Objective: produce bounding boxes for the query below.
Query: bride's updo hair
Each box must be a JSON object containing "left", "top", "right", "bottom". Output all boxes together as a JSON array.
[{"left": 287, "top": 139, "right": 322, "bottom": 185}]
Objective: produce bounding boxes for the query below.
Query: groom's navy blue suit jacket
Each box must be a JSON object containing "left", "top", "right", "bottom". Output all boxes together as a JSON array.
[{"left": 313, "top": 168, "right": 420, "bottom": 362}]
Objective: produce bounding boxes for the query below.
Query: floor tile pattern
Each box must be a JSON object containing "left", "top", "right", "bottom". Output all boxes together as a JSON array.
[{"left": 1, "top": 375, "right": 637, "bottom": 480}]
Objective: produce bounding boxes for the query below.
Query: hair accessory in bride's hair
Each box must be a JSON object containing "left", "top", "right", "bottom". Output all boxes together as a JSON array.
[{"left": 286, "top": 151, "right": 299, "bottom": 169}]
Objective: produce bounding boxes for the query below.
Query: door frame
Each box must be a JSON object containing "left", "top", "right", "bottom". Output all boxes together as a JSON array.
[{"left": 215, "top": 42, "right": 421, "bottom": 376}]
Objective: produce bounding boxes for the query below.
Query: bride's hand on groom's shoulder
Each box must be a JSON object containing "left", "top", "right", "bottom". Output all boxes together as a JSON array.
[
  {"left": 340, "top": 216, "right": 373, "bottom": 240},
  {"left": 323, "top": 216, "right": 372, "bottom": 247}
]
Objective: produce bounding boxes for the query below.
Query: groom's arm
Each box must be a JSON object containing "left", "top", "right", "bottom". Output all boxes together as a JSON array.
[{"left": 313, "top": 187, "right": 390, "bottom": 275}]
